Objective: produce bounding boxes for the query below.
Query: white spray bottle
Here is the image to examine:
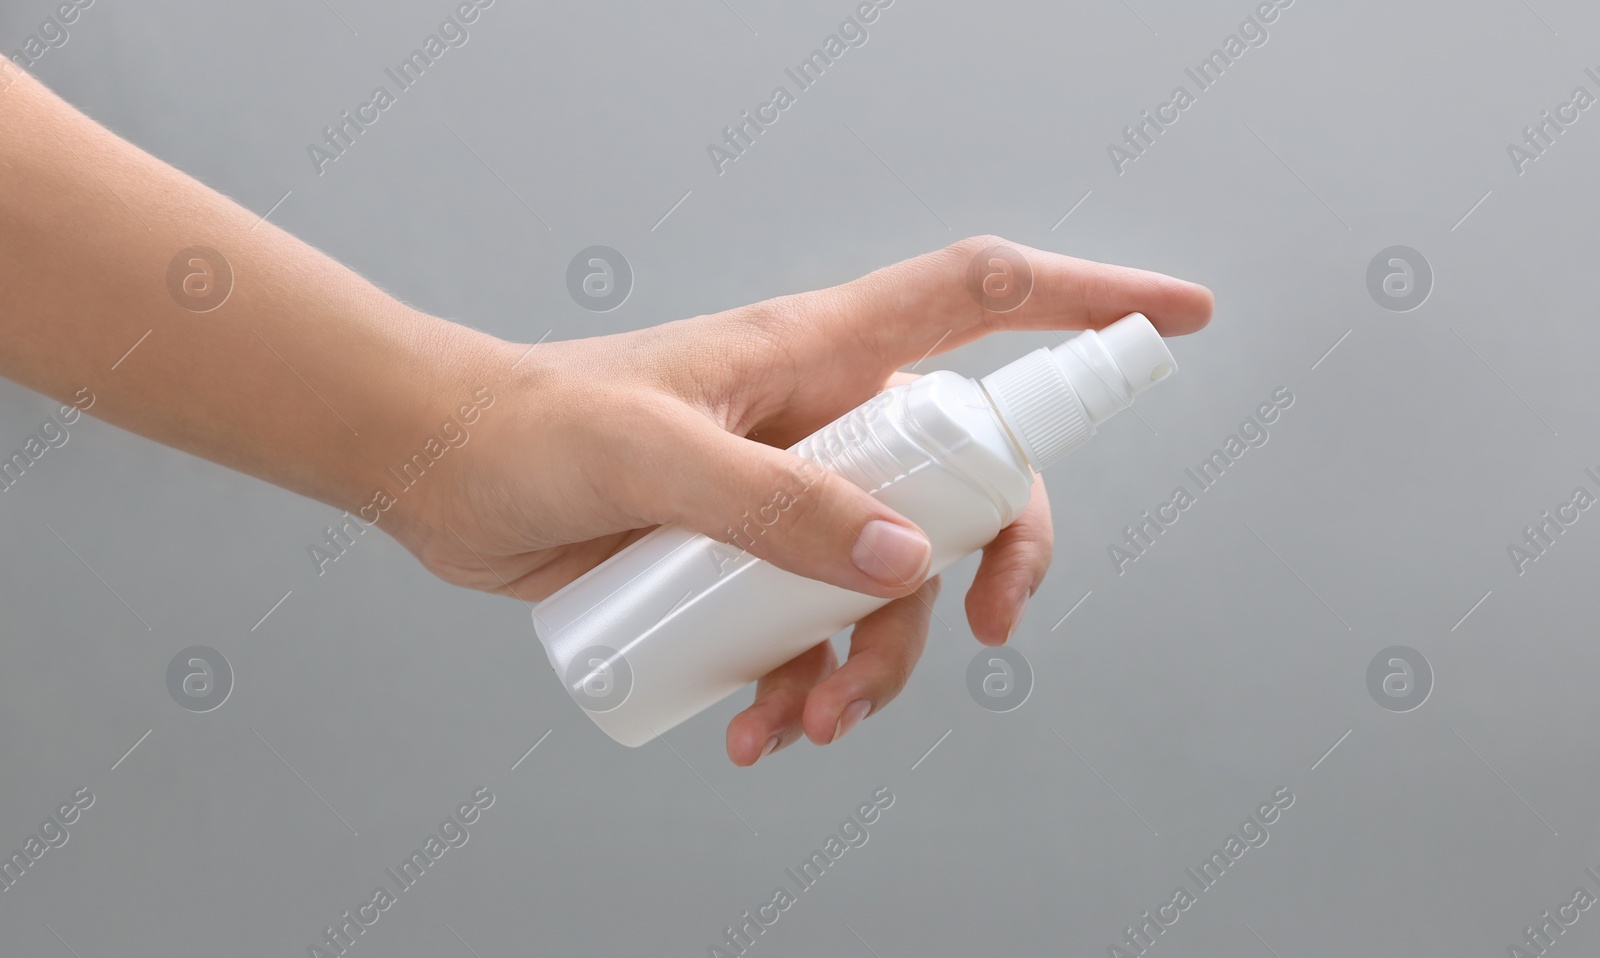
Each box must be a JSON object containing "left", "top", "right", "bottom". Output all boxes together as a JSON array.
[{"left": 533, "top": 312, "right": 1177, "bottom": 746}]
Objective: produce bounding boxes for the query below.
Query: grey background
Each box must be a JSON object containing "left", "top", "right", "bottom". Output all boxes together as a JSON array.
[{"left": 1, "top": 0, "right": 1596, "bottom": 954}]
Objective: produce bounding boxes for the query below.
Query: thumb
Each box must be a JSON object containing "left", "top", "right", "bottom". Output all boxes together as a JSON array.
[{"left": 655, "top": 417, "right": 932, "bottom": 598}]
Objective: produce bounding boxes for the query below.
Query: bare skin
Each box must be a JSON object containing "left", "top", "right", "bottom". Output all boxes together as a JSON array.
[{"left": 0, "top": 67, "right": 1213, "bottom": 765}]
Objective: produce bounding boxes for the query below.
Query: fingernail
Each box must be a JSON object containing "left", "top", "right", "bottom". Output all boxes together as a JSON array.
[
  {"left": 832, "top": 699, "right": 872, "bottom": 743},
  {"left": 1007, "top": 592, "right": 1029, "bottom": 643},
  {"left": 852, "top": 520, "right": 931, "bottom": 587},
  {"left": 761, "top": 735, "right": 780, "bottom": 759}
]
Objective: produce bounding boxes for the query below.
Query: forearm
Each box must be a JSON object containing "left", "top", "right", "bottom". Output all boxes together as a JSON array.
[{"left": 0, "top": 69, "right": 508, "bottom": 527}]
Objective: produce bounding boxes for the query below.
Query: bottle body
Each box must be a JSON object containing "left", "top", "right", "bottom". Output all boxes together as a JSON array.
[{"left": 533, "top": 371, "right": 1035, "bottom": 746}]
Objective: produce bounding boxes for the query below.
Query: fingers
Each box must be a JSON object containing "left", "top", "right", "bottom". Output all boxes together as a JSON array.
[
  {"left": 800, "top": 575, "right": 939, "bottom": 746},
  {"left": 726, "top": 640, "right": 837, "bottom": 766},
  {"left": 701, "top": 236, "right": 1212, "bottom": 444},
  {"left": 696, "top": 426, "right": 1051, "bottom": 766},
  {"left": 849, "top": 235, "right": 1213, "bottom": 359},
  {"left": 648, "top": 415, "right": 933, "bottom": 599},
  {"left": 755, "top": 235, "right": 1212, "bottom": 379},
  {"left": 965, "top": 473, "right": 1054, "bottom": 645},
  {"left": 728, "top": 577, "right": 941, "bottom": 764}
]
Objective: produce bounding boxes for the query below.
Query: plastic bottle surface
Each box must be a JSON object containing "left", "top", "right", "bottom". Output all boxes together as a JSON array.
[{"left": 533, "top": 312, "right": 1177, "bottom": 746}]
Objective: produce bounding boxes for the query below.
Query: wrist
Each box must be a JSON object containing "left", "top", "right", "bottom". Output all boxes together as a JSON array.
[{"left": 336, "top": 310, "right": 520, "bottom": 546}]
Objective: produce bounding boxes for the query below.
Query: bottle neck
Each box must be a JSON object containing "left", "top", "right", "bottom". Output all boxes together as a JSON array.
[
  {"left": 979, "top": 347, "right": 1094, "bottom": 472},
  {"left": 977, "top": 314, "right": 1177, "bottom": 472}
]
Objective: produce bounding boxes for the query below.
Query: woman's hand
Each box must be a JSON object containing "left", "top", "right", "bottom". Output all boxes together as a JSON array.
[
  {"left": 397, "top": 235, "right": 1213, "bottom": 765},
  {"left": 0, "top": 76, "right": 1209, "bottom": 767}
]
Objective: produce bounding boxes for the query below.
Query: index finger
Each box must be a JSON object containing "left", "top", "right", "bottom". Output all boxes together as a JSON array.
[{"left": 825, "top": 234, "right": 1213, "bottom": 369}]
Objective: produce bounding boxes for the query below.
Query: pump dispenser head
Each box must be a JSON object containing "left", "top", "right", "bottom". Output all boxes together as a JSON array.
[
  {"left": 1097, "top": 314, "right": 1176, "bottom": 396},
  {"left": 980, "top": 312, "right": 1176, "bottom": 472}
]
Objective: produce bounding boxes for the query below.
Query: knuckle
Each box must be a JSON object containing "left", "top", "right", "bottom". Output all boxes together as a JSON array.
[
  {"left": 950, "top": 233, "right": 1007, "bottom": 257},
  {"left": 711, "top": 300, "right": 805, "bottom": 421},
  {"left": 729, "top": 293, "right": 806, "bottom": 346},
  {"left": 768, "top": 462, "right": 830, "bottom": 531},
  {"left": 1011, "top": 508, "right": 1057, "bottom": 550},
  {"left": 720, "top": 454, "right": 826, "bottom": 552}
]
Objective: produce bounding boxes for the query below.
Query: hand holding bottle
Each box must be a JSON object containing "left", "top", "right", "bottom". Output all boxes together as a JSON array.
[
  {"left": 0, "top": 70, "right": 1211, "bottom": 767},
  {"left": 405, "top": 236, "right": 1213, "bottom": 763}
]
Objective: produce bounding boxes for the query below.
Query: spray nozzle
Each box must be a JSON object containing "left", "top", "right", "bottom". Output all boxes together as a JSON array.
[
  {"left": 1094, "top": 312, "right": 1176, "bottom": 392},
  {"left": 1052, "top": 312, "right": 1176, "bottom": 422}
]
